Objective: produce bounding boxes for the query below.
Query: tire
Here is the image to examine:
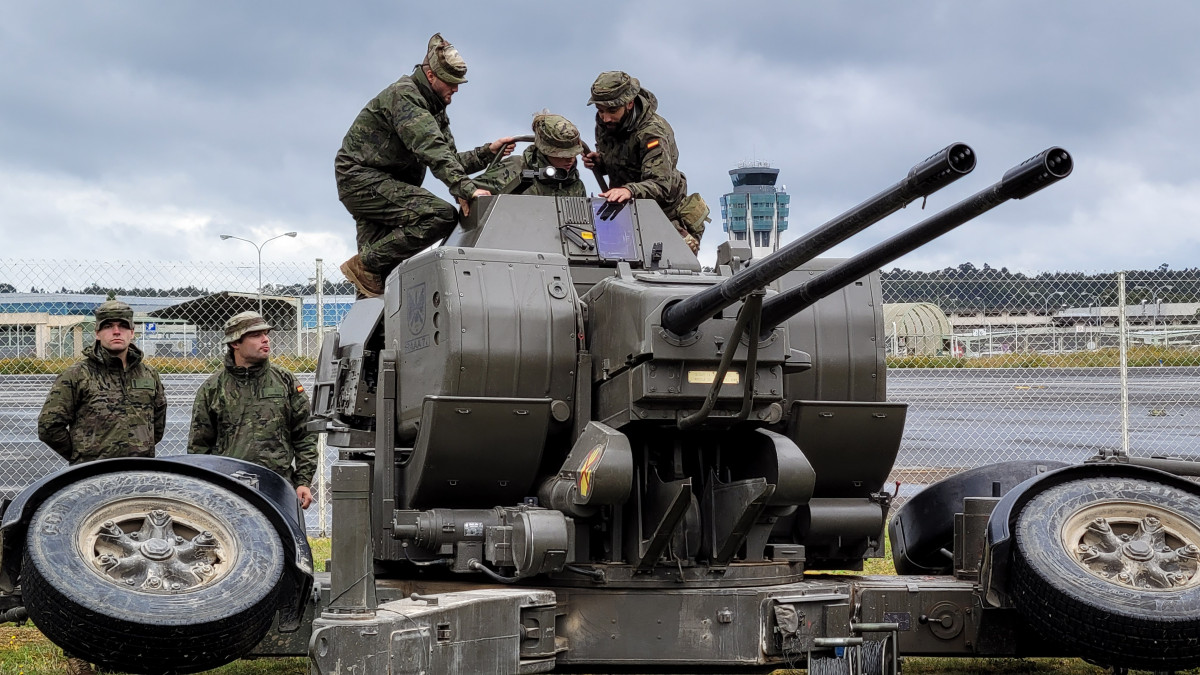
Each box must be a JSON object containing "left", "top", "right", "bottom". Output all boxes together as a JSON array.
[
  {"left": 22, "top": 471, "right": 285, "bottom": 675},
  {"left": 1011, "top": 476, "right": 1200, "bottom": 671}
]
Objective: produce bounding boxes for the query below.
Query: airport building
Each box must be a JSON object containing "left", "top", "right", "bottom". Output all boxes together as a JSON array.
[
  {"left": 0, "top": 292, "right": 353, "bottom": 359},
  {"left": 719, "top": 161, "right": 790, "bottom": 258}
]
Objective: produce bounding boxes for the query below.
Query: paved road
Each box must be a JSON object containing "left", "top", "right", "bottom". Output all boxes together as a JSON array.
[
  {"left": 0, "top": 373, "right": 321, "bottom": 527},
  {"left": 890, "top": 367, "right": 1200, "bottom": 470}
]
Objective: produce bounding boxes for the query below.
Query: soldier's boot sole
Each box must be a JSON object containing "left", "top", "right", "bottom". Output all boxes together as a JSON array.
[{"left": 340, "top": 255, "right": 383, "bottom": 298}]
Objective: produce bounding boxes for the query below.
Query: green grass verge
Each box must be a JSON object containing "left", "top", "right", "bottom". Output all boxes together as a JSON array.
[{"left": 888, "top": 345, "right": 1200, "bottom": 368}]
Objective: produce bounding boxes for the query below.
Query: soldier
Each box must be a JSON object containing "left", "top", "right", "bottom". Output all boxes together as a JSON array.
[
  {"left": 38, "top": 299, "right": 166, "bottom": 465},
  {"left": 37, "top": 299, "right": 166, "bottom": 675},
  {"left": 582, "top": 71, "right": 710, "bottom": 254},
  {"left": 188, "top": 311, "right": 317, "bottom": 510},
  {"left": 336, "top": 32, "right": 515, "bottom": 298},
  {"left": 474, "top": 112, "right": 587, "bottom": 198}
]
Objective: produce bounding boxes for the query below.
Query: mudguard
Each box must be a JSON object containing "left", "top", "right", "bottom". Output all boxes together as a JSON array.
[
  {"left": 979, "top": 461, "right": 1200, "bottom": 608},
  {"left": 889, "top": 459, "right": 1068, "bottom": 575},
  {"left": 0, "top": 455, "right": 314, "bottom": 631}
]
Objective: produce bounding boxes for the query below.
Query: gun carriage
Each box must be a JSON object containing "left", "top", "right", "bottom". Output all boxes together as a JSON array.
[{"left": 4, "top": 143, "right": 1200, "bottom": 674}]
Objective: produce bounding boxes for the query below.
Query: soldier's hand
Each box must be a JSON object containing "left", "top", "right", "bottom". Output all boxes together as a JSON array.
[
  {"left": 296, "top": 485, "right": 313, "bottom": 510},
  {"left": 582, "top": 151, "right": 600, "bottom": 170},
  {"left": 683, "top": 234, "right": 700, "bottom": 255},
  {"left": 458, "top": 189, "right": 493, "bottom": 217},
  {"left": 600, "top": 187, "right": 633, "bottom": 204},
  {"left": 490, "top": 136, "right": 517, "bottom": 157}
]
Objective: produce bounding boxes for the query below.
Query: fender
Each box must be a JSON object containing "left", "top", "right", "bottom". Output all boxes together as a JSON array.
[
  {"left": 0, "top": 455, "right": 314, "bottom": 631},
  {"left": 980, "top": 461, "right": 1200, "bottom": 608},
  {"left": 889, "top": 459, "right": 1068, "bottom": 575}
]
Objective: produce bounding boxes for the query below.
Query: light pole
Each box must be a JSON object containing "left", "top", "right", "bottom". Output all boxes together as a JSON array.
[
  {"left": 219, "top": 232, "right": 298, "bottom": 315},
  {"left": 1133, "top": 284, "right": 1173, "bottom": 329}
]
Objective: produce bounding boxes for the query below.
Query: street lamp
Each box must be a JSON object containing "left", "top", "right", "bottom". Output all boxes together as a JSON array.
[
  {"left": 1134, "top": 284, "right": 1173, "bottom": 328},
  {"left": 219, "top": 232, "right": 298, "bottom": 315}
]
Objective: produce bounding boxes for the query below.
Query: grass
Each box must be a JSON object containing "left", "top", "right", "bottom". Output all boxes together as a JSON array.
[
  {"left": 2, "top": 538, "right": 1197, "bottom": 673},
  {"left": 887, "top": 344, "right": 1200, "bottom": 369}
]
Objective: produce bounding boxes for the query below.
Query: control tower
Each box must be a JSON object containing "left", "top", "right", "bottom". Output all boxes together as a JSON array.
[{"left": 719, "top": 161, "right": 790, "bottom": 259}]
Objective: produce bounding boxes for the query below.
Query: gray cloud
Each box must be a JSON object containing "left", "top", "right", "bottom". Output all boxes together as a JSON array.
[{"left": 2, "top": 1, "right": 1199, "bottom": 274}]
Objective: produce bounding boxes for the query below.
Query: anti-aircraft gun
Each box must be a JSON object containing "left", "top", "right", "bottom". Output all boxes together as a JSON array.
[{"left": 4, "top": 142, "right": 1200, "bottom": 675}]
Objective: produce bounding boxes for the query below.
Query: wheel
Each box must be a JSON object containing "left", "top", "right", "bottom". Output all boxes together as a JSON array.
[
  {"left": 22, "top": 471, "right": 285, "bottom": 674},
  {"left": 1011, "top": 476, "right": 1200, "bottom": 671}
]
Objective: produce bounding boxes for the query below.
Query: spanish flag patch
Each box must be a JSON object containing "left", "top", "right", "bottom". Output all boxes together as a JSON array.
[
  {"left": 296, "top": 385, "right": 305, "bottom": 393},
  {"left": 646, "top": 139, "right": 660, "bottom": 149}
]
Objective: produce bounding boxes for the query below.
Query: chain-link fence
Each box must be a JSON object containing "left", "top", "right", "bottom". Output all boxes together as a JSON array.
[
  {"left": 883, "top": 266, "right": 1200, "bottom": 488},
  {"left": 0, "top": 258, "right": 352, "bottom": 534},
  {"left": 3, "top": 260, "right": 1200, "bottom": 533}
]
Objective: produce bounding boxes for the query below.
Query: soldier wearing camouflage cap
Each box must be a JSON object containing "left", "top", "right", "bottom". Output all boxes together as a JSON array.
[
  {"left": 474, "top": 111, "right": 587, "bottom": 198},
  {"left": 188, "top": 311, "right": 318, "bottom": 509},
  {"left": 583, "top": 71, "right": 710, "bottom": 254},
  {"left": 335, "top": 32, "right": 516, "bottom": 299},
  {"left": 38, "top": 299, "right": 167, "bottom": 465}
]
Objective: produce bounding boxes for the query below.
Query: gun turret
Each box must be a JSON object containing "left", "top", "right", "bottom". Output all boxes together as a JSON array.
[
  {"left": 758, "top": 147, "right": 1072, "bottom": 334},
  {"left": 660, "top": 143, "right": 977, "bottom": 336}
]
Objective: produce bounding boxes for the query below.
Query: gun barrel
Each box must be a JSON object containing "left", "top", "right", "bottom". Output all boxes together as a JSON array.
[
  {"left": 660, "top": 143, "right": 976, "bottom": 336},
  {"left": 758, "top": 147, "right": 1072, "bottom": 335}
]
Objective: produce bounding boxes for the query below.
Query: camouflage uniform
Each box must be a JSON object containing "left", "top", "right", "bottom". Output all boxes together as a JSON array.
[
  {"left": 187, "top": 313, "right": 318, "bottom": 488},
  {"left": 589, "top": 71, "right": 708, "bottom": 245},
  {"left": 37, "top": 302, "right": 166, "bottom": 465},
  {"left": 336, "top": 34, "right": 498, "bottom": 278},
  {"left": 475, "top": 113, "right": 587, "bottom": 198}
]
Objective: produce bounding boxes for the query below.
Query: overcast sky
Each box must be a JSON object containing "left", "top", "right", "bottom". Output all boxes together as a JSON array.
[{"left": 2, "top": 1, "right": 1198, "bottom": 277}]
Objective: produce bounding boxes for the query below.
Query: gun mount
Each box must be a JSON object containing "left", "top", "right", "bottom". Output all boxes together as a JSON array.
[{"left": 7, "top": 142, "right": 1200, "bottom": 675}]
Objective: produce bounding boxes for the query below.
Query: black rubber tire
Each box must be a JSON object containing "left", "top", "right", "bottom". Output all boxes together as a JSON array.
[
  {"left": 22, "top": 471, "right": 285, "bottom": 675},
  {"left": 1011, "top": 476, "right": 1200, "bottom": 671}
]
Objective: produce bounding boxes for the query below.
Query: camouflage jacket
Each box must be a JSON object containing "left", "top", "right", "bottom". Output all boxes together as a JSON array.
[
  {"left": 593, "top": 88, "right": 687, "bottom": 218},
  {"left": 335, "top": 67, "right": 496, "bottom": 201},
  {"left": 187, "top": 354, "right": 318, "bottom": 487},
  {"left": 37, "top": 343, "right": 166, "bottom": 464},
  {"left": 475, "top": 145, "right": 587, "bottom": 198}
]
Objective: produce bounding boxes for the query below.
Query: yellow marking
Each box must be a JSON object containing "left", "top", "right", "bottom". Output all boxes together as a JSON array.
[
  {"left": 578, "top": 446, "right": 604, "bottom": 498},
  {"left": 688, "top": 370, "right": 740, "bottom": 385},
  {"left": 581, "top": 231, "right": 595, "bottom": 240}
]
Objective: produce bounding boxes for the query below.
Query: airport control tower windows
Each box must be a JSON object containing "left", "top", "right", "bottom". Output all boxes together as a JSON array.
[{"left": 722, "top": 161, "right": 788, "bottom": 259}]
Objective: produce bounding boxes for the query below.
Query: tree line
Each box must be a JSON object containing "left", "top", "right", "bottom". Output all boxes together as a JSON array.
[{"left": 881, "top": 263, "right": 1197, "bottom": 311}]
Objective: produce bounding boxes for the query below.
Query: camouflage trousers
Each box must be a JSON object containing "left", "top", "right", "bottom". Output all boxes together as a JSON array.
[{"left": 339, "top": 179, "right": 459, "bottom": 276}]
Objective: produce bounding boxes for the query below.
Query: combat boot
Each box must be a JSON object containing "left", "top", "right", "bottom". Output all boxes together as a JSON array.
[{"left": 340, "top": 254, "right": 384, "bottom": 298}]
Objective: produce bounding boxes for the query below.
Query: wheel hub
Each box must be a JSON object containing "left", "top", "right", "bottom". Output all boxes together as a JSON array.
[
  {"left": 80, "top": 502, "right": 235, "bottom": 594},
  {"left": 1063, "top": 503, "right": 1200, "bottom": 591}
]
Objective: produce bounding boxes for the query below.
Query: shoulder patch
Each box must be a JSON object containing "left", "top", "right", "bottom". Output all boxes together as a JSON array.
[
  {"left": 646, "top": 139, "right": 660, "bottom": 150},
  {"left": 296, "top": 384, "right": 305, "bottom": 393}
]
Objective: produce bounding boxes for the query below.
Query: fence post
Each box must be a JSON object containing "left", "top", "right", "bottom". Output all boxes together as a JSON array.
[
  {"left": 1118, "top": 271, "right": 1130, "bottom": 457},
  {"left": 295, "top": 298, "right": 302, "bottom": 357},
  {"left": 314, "top": 258, "right": 327, "bottom": 536},
  {"left": 315, "top": 258, "right": 325, "bottom": 358}
]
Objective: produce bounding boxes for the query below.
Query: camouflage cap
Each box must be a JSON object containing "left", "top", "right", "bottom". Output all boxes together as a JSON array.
[
  {"left": 588, "top": 71, "right": 640, "bottom": 108},
  {"left": 532, "top": 112, "right": 583, "bottom": 159},
  {"left": 223, "top": 311, "right": 272, "bottom": 344},
  {"left": 94, "top": 300, "right": 134, "bottom": 329},
  {"left": 425, "top": 33, "right": 468, "bottom": 85}
]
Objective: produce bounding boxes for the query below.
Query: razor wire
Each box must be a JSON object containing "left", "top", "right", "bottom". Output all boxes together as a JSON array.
[{"left": 3, "top": 259, "right": 1200, "bottom": 533}]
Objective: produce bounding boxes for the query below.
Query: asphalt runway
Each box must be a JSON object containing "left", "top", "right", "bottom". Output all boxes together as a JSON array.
[
  {"left": 891, "top": 367, "right": 1200, "bottom": 470},
  {"left": 2, "top": 368, "right": 1199, "bottom": 522}
]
